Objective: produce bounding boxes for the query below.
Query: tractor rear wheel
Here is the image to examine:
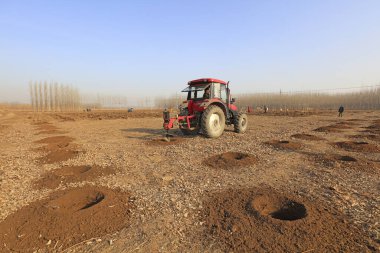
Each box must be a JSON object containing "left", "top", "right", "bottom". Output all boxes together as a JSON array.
[
  {"left": 201, "top": 105, "right": 225, "bottom": 138},
  {"left": 234, "top": 112, "right": 248, "bottom": 133}
]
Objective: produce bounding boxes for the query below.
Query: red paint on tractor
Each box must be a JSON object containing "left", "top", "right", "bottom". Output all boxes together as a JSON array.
[{"left": 188, "top": 78, "right": 227, "bottom": 86}]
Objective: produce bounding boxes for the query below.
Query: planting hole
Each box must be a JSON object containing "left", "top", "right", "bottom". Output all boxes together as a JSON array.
[
  {"left": 270, "top": 201, "right": 307, "bottom": 221},
  {"left": 81, "top": 193, "right": 105, "bottom": 210},
  {"left": 252, "top": 195, "right": 307, "bottom": 221},
  {"left": 340, "top": 156, "right": 357, "bottom": 162},
  {"left": 234, "top": 153, "right": 248, "bottom": 160},
  {"left": 204, "top": 152, "right": 257, "bottom": 169}
]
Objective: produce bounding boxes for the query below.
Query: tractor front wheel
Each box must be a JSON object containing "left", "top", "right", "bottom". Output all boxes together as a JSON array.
[
  {"left": 201, "top": 105, "right": 225, "bottom": 138},
  {"left": 234, "top": 112, "right": 248, "bottom": 133}
]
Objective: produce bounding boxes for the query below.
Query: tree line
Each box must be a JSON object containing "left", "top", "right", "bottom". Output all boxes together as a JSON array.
[
  {"left": 235, "top": 87, "right": 380, "bottom": 110},
  {"left": 29, "top": 82, "right": 81, "bottom": 112},
  {"left": 152, "top": 86, "right": 380, "bottom": 110}
]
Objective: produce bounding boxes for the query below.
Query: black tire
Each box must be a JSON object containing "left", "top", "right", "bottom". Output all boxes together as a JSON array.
[
  {"left": 234, "top": 112, "right": 248, "bottom": 133},
  {"left": 201, "top": 105, "right": 225, "bottom": 138}
]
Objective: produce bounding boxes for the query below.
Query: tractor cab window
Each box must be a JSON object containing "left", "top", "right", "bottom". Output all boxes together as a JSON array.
[
  {"left": 220, "top": 84, "right": 227, "bottom": 102},
  {"left": 212, "top": 83, "right": 221, "bottom": 98},
  {"left": 182, "top": 84, "right": 210, "bottom": 100}
]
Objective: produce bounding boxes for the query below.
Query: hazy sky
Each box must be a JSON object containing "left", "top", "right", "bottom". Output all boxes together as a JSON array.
[{"left": 1, "top": 0, "right": 380, "bottom": 103}]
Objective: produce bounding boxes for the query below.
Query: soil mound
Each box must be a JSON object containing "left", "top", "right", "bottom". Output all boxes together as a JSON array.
[
  {"left": 148, "top": 137, "right": 185, "bottom": 146},
  {"left": 265, "top": 140, "right": 302, "bottom": 150},
  {"left": 202, "top": 187, "right": 374, "bottom": 252},
  {"left": 0, "top": 186, "right": 132, "bottom": 252},
  {"left": 314, "top": 126, "right": 342, "bottom": 132},
  {"left": 204, "top": 152, "right": 257, "bottom": 169},
  {"left": 39, "top": 149, "right": 81, "bottom": 164},
  {"left": 334, "top": 122, "right": 356, "bottom": 128},
  {"left": 35, "top": 124, "right": 58, "bottom": 131},
  {"left": 35, "top": 165, "right": 116, "bottom": 189},
  {"left": 0, "top": 124, "right": 9, "bottom": 131},
  {"left": 311, "top": 153, "right": 380, "bottom": 173},
  {"left": 314, "top": 122, "right": 353, "bottom": 133},
  {"left": 332, "top": 141, "right": 380, "bottom": 153},
  {"left": 34, "top": 135, "right": 80, "bottom": 164},
  {"left": 35, "top": 130, "right": 68, "bottom": 135},
  {"left": 366, "top": 123, "right": 380, "bottom": 134},
  {"left": 348, "top": 134, "right": 380, "bottom": 141},
  {"left": 32, "top": 121, "right": 51, "bottom": 125},
  {"left": 35, "top": 136, "right": 75, "bottom": 145},
  {"left": 312, "top": 153, "right": 358, "bottom": 167},
  {"left": 291, "top": 133, "right": 325, "bottom": 141}
]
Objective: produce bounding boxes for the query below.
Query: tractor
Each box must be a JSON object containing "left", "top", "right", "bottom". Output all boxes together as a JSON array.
[{"left": 163, "top": 78, "right": 248, "bottom": 138}]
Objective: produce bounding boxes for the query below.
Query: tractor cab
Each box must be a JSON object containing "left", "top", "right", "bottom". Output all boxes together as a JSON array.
[
  {"left": 182, "top": 78, "right": 228, "bottom": 102},
  {"left": 180, "top": 78, "right": 237, "bottom": 116}
]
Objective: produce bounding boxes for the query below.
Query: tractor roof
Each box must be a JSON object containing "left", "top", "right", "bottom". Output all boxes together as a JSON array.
[{"left": 188, "top": 78, "right": 227, "bottom": 86}]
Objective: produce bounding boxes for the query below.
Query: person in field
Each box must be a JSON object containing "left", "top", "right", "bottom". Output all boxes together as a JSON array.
[{"left": 338, "top": 105, "right": 344, "bottom": 117}]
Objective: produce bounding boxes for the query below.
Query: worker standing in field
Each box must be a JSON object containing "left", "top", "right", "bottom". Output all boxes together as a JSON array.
[{"left": 338, "top": 105, "right": 344, "bottom": 117}]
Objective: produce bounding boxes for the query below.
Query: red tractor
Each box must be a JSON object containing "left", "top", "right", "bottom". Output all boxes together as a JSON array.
[{"left": 163, "top": 78, "right": 248, "bottom": 138}]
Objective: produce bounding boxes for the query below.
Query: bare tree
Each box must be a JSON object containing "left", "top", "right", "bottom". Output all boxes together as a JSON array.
[{"left": 29, "top": 81, "right": 36, "bottom": 112}]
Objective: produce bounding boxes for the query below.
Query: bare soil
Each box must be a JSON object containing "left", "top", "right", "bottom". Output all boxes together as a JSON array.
[
  {"left": 48, "top": 109, "right": 162, "bottom": 121},
  {"left": 314, "top": 123, "right": 353, "bottom": 133},
  {"left": 332, "top": 141, "right": 380, "bottom": 153},
  {"left": 33, "top": 134, "right": 82, "bottom": 164},
  {"left": 291, "top": 133, "right": 325, "bottom": 141},
  {"left": 264, "top": 140, "right": 303, "bottom": 150},
  {"left": 0, "top": 109, "right": 379, "bottom": 252},
  {"left": 148, "top": 136, "right": 186, "bottom": 146},
  {"left": 203, "top": 152, "right": 258, "bottom": 169},
  {"left": 34, "top": 165, "right": 117, "bottom": 189},
  {"left": 0, "top": 186, "right": 132, "bottom": 252},
  {"left": 202, "top": 187, "right": 375, "bottom": 252}
]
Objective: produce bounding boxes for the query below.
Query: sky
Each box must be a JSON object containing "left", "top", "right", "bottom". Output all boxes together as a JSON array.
[{"left": 1, "top": 0, "right": 380, "bottom": 103}]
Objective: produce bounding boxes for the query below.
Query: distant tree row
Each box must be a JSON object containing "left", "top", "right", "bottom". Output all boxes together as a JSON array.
[
  {"left": 235, "top": 87, "right": 380, "bottom": 111},
  {"left": 29, "top": 81, "right": 81, "bottom": 112},
  {"left": 152, "top": 86, "right": 380, "bottom": 111},
  {"left": 154, "top": 93, "right": 183, "bottom": 109},
  {"left": 80, "top": 94, "right": 129, "bottom": 109}
]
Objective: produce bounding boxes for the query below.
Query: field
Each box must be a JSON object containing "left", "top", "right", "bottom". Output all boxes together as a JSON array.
[{"left": 0, "top": 108, "right": 379, "bottom": 252}]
